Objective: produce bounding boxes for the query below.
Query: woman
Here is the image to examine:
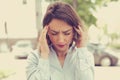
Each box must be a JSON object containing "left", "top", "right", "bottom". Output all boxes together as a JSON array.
[{"left": 26, "top": 1, "right": 94, "bottom": 80}]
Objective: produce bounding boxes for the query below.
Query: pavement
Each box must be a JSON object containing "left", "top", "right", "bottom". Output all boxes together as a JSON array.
[
  {"left": 0, "top": 53, "right": 26, "bottom": 80},
  {"left": 95, "top": 66, "right": 120, "bottom": 80}
]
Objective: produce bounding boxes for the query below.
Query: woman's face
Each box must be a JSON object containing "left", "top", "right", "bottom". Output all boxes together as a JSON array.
[{"left": 48, "top": 19, "right": 74, "bottom": 53}]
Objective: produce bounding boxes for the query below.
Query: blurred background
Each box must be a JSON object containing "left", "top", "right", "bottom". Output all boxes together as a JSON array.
[{"left": 0, "top": 0, "right": 120, "bottom": 80}]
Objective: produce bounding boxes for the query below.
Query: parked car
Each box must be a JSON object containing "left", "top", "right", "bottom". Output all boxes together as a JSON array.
[
  {"left": 87, "top": 43, "right": 118, "bottom": 66},
  {"left": 11, "top": 40, "right": 33, "bottom": 59}
]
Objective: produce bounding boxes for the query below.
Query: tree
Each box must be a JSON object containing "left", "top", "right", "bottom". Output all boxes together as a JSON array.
[{"left": 46, "top": 0, "right": 119, "bottom": 27}]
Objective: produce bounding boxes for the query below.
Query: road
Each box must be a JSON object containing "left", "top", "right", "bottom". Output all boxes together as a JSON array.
[{"left": 0, "top": 53, "right": 120, "bottom": 80}]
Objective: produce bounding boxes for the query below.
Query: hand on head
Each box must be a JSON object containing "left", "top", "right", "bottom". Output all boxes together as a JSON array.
[
  {"left": 39, "top": 25, "right": 50, "bottom": 59},
  {"left": 73, "top": 25, "right": 87, "bottom": 48}
]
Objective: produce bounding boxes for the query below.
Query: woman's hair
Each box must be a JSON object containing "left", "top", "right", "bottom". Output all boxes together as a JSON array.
[
  {"left": 42, "top": 1, "right": 85, "bottom": 46},
  {"left": 43, "top": 1, "right": 83, "bottom": 29}
]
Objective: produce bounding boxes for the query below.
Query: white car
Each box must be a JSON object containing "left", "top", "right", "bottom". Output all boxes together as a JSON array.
[{"left": 12, "top": 40, "right": 33, "bottom": 59}]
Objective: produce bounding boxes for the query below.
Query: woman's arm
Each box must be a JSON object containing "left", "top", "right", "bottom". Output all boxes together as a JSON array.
[{"left": 26, "top": 51, "right": 50, "bottom": 80}]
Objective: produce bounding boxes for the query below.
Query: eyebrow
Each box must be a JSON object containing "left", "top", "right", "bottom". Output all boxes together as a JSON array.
[{"left": 49, "top": 28, "right": 72, "bottom": 33}]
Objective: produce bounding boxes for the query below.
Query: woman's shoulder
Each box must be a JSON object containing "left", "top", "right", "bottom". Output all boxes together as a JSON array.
[
  {"left": 75, "top": 47, "right": 94, "bottom": 70},
  {"left": 76, "top": 47, "right": 93, "bottom": 57},
  {"left": 76, "top": 47, "right": 94, "bottom": 64}
]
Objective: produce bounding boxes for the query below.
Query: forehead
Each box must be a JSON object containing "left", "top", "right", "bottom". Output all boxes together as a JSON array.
[{"left": 48, "top": 19, "right": 72, "bottom": 31}]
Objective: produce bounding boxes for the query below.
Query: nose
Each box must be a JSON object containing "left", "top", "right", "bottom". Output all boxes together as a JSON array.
[{"left": 58, "top": 34, "right": 65, "bottom": 43}]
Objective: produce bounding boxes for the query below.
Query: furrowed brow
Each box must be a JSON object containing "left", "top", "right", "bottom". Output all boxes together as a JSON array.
[
  {"left": 49, "top": 29, "right": 58, "bottom": 33},
  {"left": 63, "top": 29, "right": 72, "bottom": 33},
  {"left": 49, "top": 28, "right": 72, "bottom": 33}
]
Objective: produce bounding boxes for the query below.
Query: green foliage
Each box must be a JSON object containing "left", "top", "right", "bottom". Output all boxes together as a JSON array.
[{"left": 46, "top": 0, "right": 119, "bottom": 27}]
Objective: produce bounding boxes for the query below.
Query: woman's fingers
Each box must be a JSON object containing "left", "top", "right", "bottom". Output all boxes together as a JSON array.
[
  {"left": 74, "top": 26, "right": 83, "bottom": 36},
  {"left": 39, "top": 26, "right": 48, "bottom": 42},
  {"left": 43, "top": 26, "right": 48, "bottom": 36},
  {"left": 73, "top": 26, "right": 87, "bottom": 47},
  {"left": 73, "top": 26, "right": 83, "bottom": 41},
  {"left": 38, "top": 26, "right": 50, "bottom": 59}
]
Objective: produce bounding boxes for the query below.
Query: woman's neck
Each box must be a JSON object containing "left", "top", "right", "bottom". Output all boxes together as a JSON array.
[
  {"left": 56, "top": 51, "right": 67, "bottom": 68},
  {"left": 56, "top": 51, "right": 67, "bottom": 58},
  {"left": 52, "top": 46, "right": 68, "bottom": 57}
]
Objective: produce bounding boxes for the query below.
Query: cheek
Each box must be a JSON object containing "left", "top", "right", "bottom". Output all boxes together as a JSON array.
[{"left": 49, "top": 35, "right": 56, "bottom": 43}]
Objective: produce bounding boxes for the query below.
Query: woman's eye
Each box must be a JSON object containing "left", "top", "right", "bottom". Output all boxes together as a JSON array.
[
  {"left": 64, "top": 33, "right": 70, "bottom": 35},
  {"left": 51, "top": 33, "right": 57, "bottom": 35}
]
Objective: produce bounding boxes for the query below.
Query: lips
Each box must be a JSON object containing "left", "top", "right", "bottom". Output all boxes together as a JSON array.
[{"left": 57, "top": 44, "right": 65, "bottom": 48}]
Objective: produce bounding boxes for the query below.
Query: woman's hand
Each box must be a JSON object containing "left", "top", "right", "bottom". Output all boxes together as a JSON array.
[
  {"left": 39, "top": 26, "right": 49, "bottom": 59},
  {"left": 74, "top": 26, "right": 87, "bottom": 48}
]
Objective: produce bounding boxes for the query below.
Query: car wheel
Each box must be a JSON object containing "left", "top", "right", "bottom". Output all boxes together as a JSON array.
[{"left": 100, "top": 57, "right": 111, "bottom": 66}]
